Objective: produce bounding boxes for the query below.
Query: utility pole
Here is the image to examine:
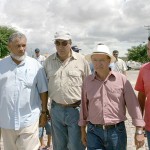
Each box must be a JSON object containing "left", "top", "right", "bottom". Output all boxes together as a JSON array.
[{"left": 144, "top": 25, "right": 150, "bottom": 37}]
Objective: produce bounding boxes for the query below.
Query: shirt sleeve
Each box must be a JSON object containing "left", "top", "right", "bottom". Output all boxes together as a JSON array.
[
  {"left": 83, "top": 59, "right": 91, "bottom": 77},
  {"left": 36, "top": 67, "right": 48, "bottom": 93},
  {"left": 78, "top": 79, "right": 89, "bottom": 126},
  {"left": 124, "top": 79, "right": 145, "bottom": 127},
  {"left": 135, "top": 69, "right": 145, "bottom": 93}
]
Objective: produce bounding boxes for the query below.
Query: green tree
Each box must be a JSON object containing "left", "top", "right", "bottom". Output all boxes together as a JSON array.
[
  {"left": 127, "top": 44, "right": 150, "bottom": 63},
  {"left": 0, "top": 26, "right": 17, "bottom": 58}
]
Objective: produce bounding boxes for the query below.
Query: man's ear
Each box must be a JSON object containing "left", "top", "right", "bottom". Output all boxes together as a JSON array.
[{"left": 7, "top": 43, "right": 11, "bottom": 52}]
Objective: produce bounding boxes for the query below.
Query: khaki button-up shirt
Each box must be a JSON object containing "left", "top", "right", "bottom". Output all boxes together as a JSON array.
[{"left": 44, "top": 51, "right": 91, "bottom": 104}]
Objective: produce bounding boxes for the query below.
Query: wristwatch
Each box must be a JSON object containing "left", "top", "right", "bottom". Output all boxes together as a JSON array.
[{"left": 135, "top": 129, "right": 144, "bottom": 135}]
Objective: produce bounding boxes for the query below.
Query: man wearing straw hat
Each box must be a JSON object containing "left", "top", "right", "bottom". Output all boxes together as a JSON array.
[{"left": 79, "top": 43, "right": 145, "bottom": 150}]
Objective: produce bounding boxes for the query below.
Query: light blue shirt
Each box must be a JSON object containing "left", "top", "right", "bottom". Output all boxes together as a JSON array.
[{"left": 0, "top": 56, "right": 48, "bottom": 130}]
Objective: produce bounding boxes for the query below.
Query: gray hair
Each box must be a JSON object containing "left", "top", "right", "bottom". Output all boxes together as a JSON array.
[{"left": 8, "top": 32, "right": 27, "bottom": 44}]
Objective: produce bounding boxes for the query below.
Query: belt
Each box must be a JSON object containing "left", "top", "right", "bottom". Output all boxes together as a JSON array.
[
  {"left": 52, "top": 100, "right": 81, "bottom": 108},
  {"left": 90, "top": 121, "right": 124, "bottom": 130}
]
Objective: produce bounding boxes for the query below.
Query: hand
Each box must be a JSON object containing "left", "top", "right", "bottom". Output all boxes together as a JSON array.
[
  {"left": 47, "top": 115, "right": 51, "bottom": 121},
  {"left": 46, "top": 109, "right": 51, "bottom": 120},
  {"left": 81, "top": 129, "right": 87, "bottom": 147},
  {"left": 134, "top": 133, "right": 145, "bottom": 149},
  {"left": 39, "top": 113, "right": 47, "bottom": 127}
]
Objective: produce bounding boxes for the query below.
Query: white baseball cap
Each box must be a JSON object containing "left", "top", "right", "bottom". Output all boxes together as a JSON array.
[{"left": 54, "top": 30, "right": 71, "bottom": 40}]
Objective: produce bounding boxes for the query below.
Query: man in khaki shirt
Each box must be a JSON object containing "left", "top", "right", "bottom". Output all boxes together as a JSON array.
[{"left": 44, "top": 29, "right": 90, "bottom": 150}]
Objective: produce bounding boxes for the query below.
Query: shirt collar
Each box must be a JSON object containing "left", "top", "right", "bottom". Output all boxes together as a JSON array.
[
  {"left": 52, "top": 50, "right": 78, "bottom": 60},
  {"left": 71, "top": 50, "right": 78, "bottom": 60},
  {"left": 52, "top": 53, "right": 57, "bottom": 60},
  {"left": 9, "top": 55, "right": 26, "bottom": 66},
  {"left": 91, "top": 70, "right": 116, "bottom": 81}
]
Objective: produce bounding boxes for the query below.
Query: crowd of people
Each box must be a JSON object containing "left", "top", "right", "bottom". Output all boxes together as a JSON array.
[{"left": 0, "top": 30, "right": 150, "bottom": 150}]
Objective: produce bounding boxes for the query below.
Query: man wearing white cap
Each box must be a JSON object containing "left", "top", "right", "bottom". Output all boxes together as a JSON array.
[
  {"left": 34, "top": 48, "right": 46, "bottom": 65},
  {"left": 78, "top": 43, "right": 145, "bottom": 150},
  {"left": 44, "top": 29, "right": 91, "bottom": 150}
]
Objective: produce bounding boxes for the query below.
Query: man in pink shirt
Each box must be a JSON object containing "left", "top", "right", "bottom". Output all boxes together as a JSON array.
[
  {"left": 135, "top": 36, "right": 150, "bottom": 149},
  {"left": 79, "top": 43, "right": 145, "bottom": 150}
]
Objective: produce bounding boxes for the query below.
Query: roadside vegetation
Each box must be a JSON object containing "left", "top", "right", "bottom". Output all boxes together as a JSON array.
[
  {"left": 0, "top": 26, "right": 17, "bottom": 58},
  {"left": 0, "top": 25, "right": 150, "bottom": 64},
  {"left": 127, "top": 44, "right": 150, "bottom": 63}
]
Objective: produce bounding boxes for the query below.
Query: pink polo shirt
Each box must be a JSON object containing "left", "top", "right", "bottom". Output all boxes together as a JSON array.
[
  {"left": 135, "top": 63, "right": 150, "bottom": 131},
  {"left": 79, "top": 71, "right": 145, "bottom": 127}
]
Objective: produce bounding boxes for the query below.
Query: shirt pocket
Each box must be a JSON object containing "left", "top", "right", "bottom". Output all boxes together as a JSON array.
[
  {"left": 107, "top": 87, "right": 123, "bottom": 100},
  {"left": 68, "top": 71, "right": 82, "bottom": 86},
  {"left": 25, "top": 72, "right": 36, "bottom": 88},
  {"left": 47, "top": 72, "right": 57, "bottom": 80}
]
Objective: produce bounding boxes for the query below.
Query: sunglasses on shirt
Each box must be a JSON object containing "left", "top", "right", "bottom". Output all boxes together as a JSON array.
[{"left": 55, "top": 40, "right": 69, "bottom": 46}]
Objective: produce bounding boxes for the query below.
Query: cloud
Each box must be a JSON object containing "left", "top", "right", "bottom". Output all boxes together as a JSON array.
[{"left": 0, "top": 0, "right": 150, "bottom": 56}]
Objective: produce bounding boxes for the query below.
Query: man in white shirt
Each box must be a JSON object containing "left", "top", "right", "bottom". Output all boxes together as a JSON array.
[
  {"left": 112, "top": 50, "right": 127, "bottom": 75},
  {"left": 0, "top": 32, "right": 48, "bottom": 150},
  {"left": 34, "top": 48, "right": 46, "bottom": 65}
]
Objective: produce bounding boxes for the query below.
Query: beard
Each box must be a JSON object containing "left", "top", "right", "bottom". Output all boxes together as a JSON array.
[{"left": 10, "top": 52, "right": 27, "bottom": 62}]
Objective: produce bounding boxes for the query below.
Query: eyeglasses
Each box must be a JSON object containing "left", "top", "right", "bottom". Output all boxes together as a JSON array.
[{"left": 55, "top": 40, "right": 69, "bottom": 46}]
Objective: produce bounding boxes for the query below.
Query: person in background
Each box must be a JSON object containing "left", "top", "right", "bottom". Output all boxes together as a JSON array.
[
  {"left": 72, "top": 45, "right": 94, "bottom": 75},
  {"left": 71, "top": 45, "right": 81, "bottom": 53},
  {"left": 44, "top": 29, "right": 91, "bottom": 150},
  {"left": 38, "top": 110, "right": 51, "bottom": 150},
  {"left": 79, "top": 43, "right": 145, "bottom": 150},
  {"left": 38, "top": 100, "right": 52, "bottom": 150},
  {"left": 135, "top": 36, "right": 150, "bottom": 149},
  {"left": 0, "top": 32, "right": 48, "bottom": 150},
  {"left": 35, "top": 48, "right": 46, "bottom": 65},
  {"left": 34, "top": 48, "right": 52, "bottom": 150},
  {"left": 112, "top": 50, "right": 127, "bottom": 75}
]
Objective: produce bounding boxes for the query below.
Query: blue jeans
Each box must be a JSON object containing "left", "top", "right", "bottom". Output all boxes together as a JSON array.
[
  {"left": 87, "top": 122, "right": 127, "bottom": 150},
  {"left": 146, "top": 130, "right": 150, "bottom": 148},
  {"left": 39, "top": 127, "right": 44, "bottom": 138},
  {"left": 50, "top": 101, "right": 85, "bottom": 150},
  {"left": 39, "top": 121, "right": 51, "bottom": 138}
]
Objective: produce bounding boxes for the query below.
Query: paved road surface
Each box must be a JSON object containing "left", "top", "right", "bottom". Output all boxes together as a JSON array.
[{"left": 0, "top": 70, "right": 148, "bottom": 150}]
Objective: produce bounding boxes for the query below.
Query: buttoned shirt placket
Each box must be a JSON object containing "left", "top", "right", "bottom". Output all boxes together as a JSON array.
[
  {"left": 57, "top": 57, "right": 71, "bottom": 102},
  {"left": 13, "top": 64, "right": 20, "bottom": 130}
]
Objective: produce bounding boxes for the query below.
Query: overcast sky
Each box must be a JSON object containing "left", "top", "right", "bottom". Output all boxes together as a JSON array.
[{"left": 0, "top": 0, "right": 150, "bottom": 56}]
